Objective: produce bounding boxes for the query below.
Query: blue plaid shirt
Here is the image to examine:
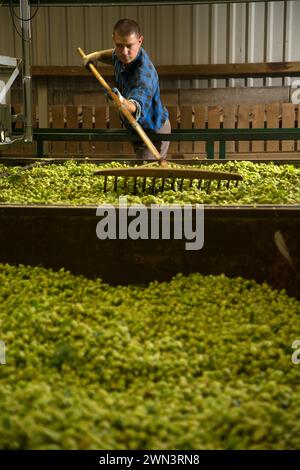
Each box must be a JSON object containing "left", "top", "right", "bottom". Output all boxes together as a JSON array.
[{"left": 112, "top": 48, "right": 169, "bottom": 131}]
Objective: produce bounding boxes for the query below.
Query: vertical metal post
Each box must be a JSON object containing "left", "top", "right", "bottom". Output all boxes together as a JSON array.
[
  {"left": 37, "top": 139, "right": 44, "bottom": 158},
  {"left": 20, "top": 0, "right": 33, "bottom": 143},
  {"left": 219, "top": 140, "right": 226, "bottom": 159},
  {"left": 206, "top": 140, "right": 214, "bottom": 159}
]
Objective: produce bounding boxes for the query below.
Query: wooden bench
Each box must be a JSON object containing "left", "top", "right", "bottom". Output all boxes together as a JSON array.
[{"left": 2, "top": 102, "right": 300, "bottom": 160}]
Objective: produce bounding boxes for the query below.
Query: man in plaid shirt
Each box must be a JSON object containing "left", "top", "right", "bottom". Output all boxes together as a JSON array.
[{"left": 82, "top": 18, "right": 171, "bottom": 160}]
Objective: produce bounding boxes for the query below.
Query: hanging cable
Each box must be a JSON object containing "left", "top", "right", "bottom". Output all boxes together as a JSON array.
[
  {"left": 9, "top": 0, "right": 39, "bottom": 21},
  {"left": 8, "top": 0, "right": 39, "bottom": 42}
]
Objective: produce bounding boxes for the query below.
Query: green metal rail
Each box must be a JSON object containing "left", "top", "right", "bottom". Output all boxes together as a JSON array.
[{"left": 11, "top": 127, "right": 300, "bottom": 159}]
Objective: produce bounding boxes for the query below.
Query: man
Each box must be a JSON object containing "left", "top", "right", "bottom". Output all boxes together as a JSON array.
[{"left": 82, "top": 18, "right": 170, "bottom": 160}]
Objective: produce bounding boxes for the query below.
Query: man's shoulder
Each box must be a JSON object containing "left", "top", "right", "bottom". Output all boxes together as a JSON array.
[
  {"left": 140, "top": 48, "right": 154, "bottom": 66},
  {"left": 137, "top": 48, "right": 157, "bottom": 77}
]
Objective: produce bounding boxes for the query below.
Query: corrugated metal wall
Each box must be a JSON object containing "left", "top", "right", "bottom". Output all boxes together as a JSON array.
[{"left": 1, "top": 1, "right": 300, "bottom": 88}]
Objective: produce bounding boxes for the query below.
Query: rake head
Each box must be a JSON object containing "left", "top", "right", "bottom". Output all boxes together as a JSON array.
[{"left": 94, "top": 166, "right": 243, "bottom": 194}]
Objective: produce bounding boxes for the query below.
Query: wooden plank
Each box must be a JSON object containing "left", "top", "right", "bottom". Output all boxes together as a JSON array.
[
  {"left": 179, "top": 106, "right": 193, "bottom": 153},
  {"left": 74, "top": 93, "right": 107, "bottom": 107},
  {"left": 65, "top": 106, "right": 78, "bottom": 156},
  {"left": 122, "top": 128, "right": 133, "bottom": 155},
  {"left": 193, "top": 105, "right": 206, "bottom": 154},
  {"left": 156, "top": 62, "right": 300, "bottom": 79},
  {"left": 107, "top": 106, "right": 123, "bottom": 154},
  {"left": 180, "top": 87, "right": 289, "bottom": 106},
  {"left": 51, "top": 105, "right": 65, "bottom": 155},
  {"left": 237, "top": 105, "right": 251, "bottom": 153},
  {"left": 167, "top": 105, "right": 178, "bottom": 154},
  {"left": 266, "top": 103, "right": 280, "bottom": 152},
  {"left": 281, "top": 103, "right": 296, "bottom": 152},
  {"left": 94, "top": 106, "right": 107, "bottom": 154},
  {"left": 81, "top": 106, "right": 94, "bottom": 156},
  {"left": 36, "top": 79, "right": 49, "bottom": 127},
  {"left": 223, "top": 105, "right": 236, "bottom": 153},
  {"left": 207, "top": 106, "right": 222, "bottom": 154},
  {"left": 32, "top": 61, "right": 300, "bottom": 79},
  {"left": 252, "top": 104, "right": 265, "bottom": 152},
  {"left": 32, "top": 66, "right": 113, "bottom": 78},
  {"left": 161, "top": 90, "right": 178, "bottom": 106}
]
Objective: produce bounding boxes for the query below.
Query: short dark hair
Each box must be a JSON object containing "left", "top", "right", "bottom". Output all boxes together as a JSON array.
[{"left": 113, "top": 19, "right": 141, "bottom": 37}]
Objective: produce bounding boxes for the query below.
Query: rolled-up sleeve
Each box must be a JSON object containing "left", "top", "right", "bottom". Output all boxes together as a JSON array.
[
  {"left": 128, "top": 99, "right": 142, "bottom": 121},
  {"left": 127, "top": 70, "right": 155, "bottom": 121}
]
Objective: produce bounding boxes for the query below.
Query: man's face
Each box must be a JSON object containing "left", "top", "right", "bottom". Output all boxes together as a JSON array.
[{"left": 113, "top": 31, "right": 143, "bottom": 65}]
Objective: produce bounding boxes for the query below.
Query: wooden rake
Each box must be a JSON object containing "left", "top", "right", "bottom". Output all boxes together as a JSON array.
[{"left": 77, "top": 47, "right": 243, "bottom": 194}]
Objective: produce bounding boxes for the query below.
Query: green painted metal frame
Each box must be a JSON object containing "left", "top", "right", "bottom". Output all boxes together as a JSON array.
[{"left": 13, "top": 127, "right": 300, "bottom": 159}]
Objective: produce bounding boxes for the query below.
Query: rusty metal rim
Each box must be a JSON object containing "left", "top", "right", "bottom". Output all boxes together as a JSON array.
[{"left": 0, "top": 204, "right": 299, "bottom": 219}]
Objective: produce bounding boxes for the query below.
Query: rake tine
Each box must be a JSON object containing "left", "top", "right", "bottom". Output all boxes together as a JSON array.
[
  {"left": 96, "top": 167, "right": 243, "bottom": 195},
  {"left": 142, "top": 177, "right": 147, "bottom": 192},
  {"left": 114, "top": 176, "right": 118, "bottom": 192}
]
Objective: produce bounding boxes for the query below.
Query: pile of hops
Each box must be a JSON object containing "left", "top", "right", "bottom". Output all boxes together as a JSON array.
[
  {"left": 0, "top": 161, "right": 299, "bottom": 205},
  {"left": 0, "top": 263, "right": 300, "bottom": 449}
]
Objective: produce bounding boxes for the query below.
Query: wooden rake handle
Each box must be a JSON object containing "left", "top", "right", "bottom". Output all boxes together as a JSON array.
[{"left": 77, "top": 47, "right": 166, "bottom": 166}]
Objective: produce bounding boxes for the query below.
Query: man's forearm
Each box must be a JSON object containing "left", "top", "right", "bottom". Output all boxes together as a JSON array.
[
  {"left": 123, "top": 99, "right": 137, "bottom": 115},
  {"left": 97, "top": 49, "right": 114, "bottom": 65},
  {"left": 82, "top": 49, "right": 113, "bottom": 66}
]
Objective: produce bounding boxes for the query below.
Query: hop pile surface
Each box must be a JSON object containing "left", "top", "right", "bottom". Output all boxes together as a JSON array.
[
  {"left": 0, "top": 161, "right": 299, "bottom": 205},
  {"left": 0, "top": 264, "right": 300, "bottom": 449}
]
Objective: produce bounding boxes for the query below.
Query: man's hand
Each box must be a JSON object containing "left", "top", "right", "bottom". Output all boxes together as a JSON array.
[
  {"left": 82, "top": 51, "right": 101, "bottom": 68},
  {"left": 105, "top": 88, "right": 137, "bottom": 116},
  {"left": 105, "top": 87, "right": 125, "bottom": 105},
  {"left": 82, "top": 49, "right": 114, "bottom": 67}
]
